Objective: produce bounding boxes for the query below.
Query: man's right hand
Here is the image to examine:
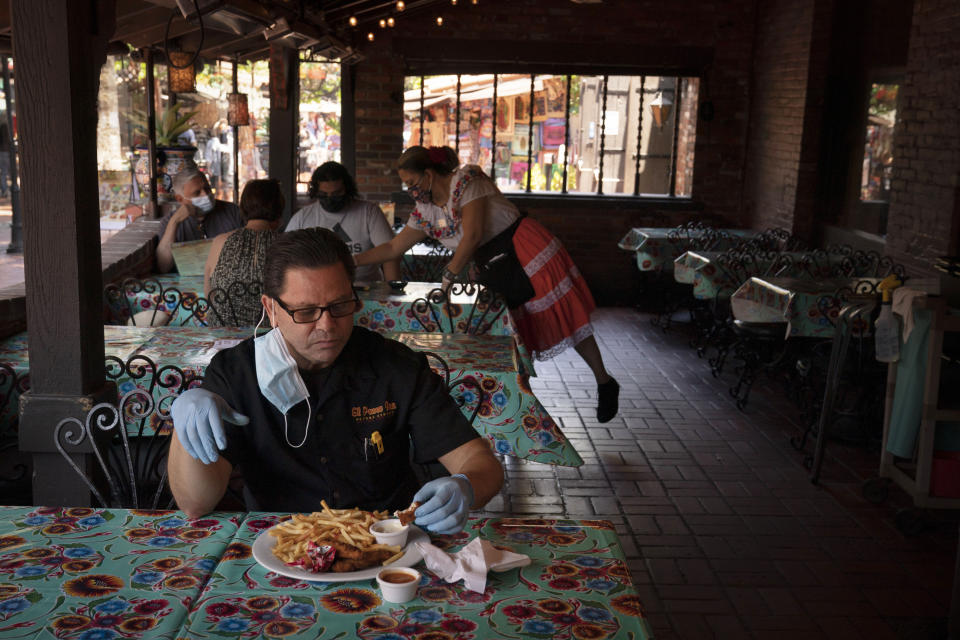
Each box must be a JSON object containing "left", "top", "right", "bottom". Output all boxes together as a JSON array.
[{"left": 171, "top": 389, "right": 249, "bottom": 464}]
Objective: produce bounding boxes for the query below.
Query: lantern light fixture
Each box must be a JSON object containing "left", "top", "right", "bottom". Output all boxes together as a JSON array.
[
  {"left": 436, "top": 15, "right": 443, "bottom": 25},
  {"left": 387, "top": 17, "right": 395, "bottom": 27},
  {"left": 349, "top": 15, "right": 358, "bottom": 26},
  {"left": 227, "top": 92, "right": 249, "bottom": 126},
  {"left": 167, "top": 51, "right": 196, "bottom": 93},
  {"left": 367, "top": 31, "right": 375, "bottom": 41},
  {"left": 396, "top": 0, "right": 405, "bottom": 10}
]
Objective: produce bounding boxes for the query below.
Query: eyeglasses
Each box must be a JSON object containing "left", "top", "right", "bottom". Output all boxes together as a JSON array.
[{"left": 274, "top": 294, "right": 359, "bottom": 323}]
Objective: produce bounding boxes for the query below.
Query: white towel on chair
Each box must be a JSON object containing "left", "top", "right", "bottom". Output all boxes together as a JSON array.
[{"left": 892, "top": 287, "right": 927, "bottom": 341}]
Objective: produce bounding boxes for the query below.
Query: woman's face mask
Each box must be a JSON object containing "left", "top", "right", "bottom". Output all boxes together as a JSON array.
[{"left": 407, "top": 172, "right": 433, "bottom": 205}]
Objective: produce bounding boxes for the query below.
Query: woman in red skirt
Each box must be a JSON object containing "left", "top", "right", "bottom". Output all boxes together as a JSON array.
[{"left": 355, "top": 146, "right": 619, "bottom": 423}]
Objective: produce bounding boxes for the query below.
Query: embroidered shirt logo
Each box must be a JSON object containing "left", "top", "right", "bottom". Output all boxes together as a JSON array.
[{"left": 351, "top": 400, "right": 397, "bottom": 422}]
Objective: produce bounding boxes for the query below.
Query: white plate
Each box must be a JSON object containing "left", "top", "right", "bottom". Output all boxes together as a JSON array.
[{"left": 251, "top": 523, "right": 428, "bottom": 583}]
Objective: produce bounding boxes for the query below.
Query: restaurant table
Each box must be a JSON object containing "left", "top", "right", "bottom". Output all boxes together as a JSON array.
[
  {"left": 0, "top": 327, "right": 579, "bottom": 467},
  {"left": 0, "top": 507, "right": 653, "bottom": 639},
  {"left": 106, "top": 276, "right": 537, "bottom": 377},
  {"left": 617, "top": 227, "right": 757, "bottom": 272},
  {"left": 730, "top": 276, "right": 882, "bottom": 338}
]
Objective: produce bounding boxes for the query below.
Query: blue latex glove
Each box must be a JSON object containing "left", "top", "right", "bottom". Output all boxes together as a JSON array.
[
  {"left": 414, "top": 474, "right": 474, "bottom": 535},
  {"left": 171, "top": 388, "right": 249, "bottom": 464}
]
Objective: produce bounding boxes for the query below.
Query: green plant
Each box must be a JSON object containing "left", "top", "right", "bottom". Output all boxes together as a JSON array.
[{"left": 156, "top": 102, "right": 198, "bottom": 147}]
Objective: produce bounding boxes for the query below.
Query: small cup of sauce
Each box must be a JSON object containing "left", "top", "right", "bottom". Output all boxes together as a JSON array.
[{"left": 376, "top": 567, "right": 421, "bottom": 603}]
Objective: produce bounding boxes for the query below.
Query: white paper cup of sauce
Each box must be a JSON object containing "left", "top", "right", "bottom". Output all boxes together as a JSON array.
[
  {"left": 369, "top": 518, "right": 409, "bottom": 547},
  {"left": 376, "top": 567, "right": 421, "bottom": 603}
]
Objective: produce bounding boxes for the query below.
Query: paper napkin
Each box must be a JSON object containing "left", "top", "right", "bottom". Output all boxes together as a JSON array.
[{"left": 415, "top": 537, "right": 531, "bottom": 593}]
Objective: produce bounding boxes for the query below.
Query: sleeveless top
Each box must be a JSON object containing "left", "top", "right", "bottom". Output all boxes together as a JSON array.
[{"left": 209, "top": 227, "right": 280, "bottom": 326}]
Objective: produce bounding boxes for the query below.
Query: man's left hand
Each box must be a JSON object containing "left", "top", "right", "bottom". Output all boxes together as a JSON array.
[{"left": 413, "top": 475, "right": 474, "bottom": 535}]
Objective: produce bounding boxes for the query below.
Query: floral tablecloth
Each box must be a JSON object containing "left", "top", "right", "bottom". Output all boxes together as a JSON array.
[
  {"left": 617, "top": 227, "right": 756, "bottom": 272},
  {"left": 0, "top": 508, "right": 653, "bottom": 640},
  {"left": 106, "top": 277, "right": 536, "bottom": 377},
  {"left": 730, "top": 276, "right": 881, "bottom": 338},
  {"left": 0, "top": 327, "right": 579, "bottom": 467}
]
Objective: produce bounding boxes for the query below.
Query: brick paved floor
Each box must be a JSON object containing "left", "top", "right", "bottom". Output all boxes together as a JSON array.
[{"left": 478, "top": 307, "right": 957, "bottom": 639}]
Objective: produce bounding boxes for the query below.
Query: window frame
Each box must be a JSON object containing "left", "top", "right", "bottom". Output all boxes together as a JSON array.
[{"left": 403, "top": 71, "right": 699, "bottom": 200}]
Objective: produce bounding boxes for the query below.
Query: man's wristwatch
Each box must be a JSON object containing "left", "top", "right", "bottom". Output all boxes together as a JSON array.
[{"left": 443, "top": 268, "right": 459, "bottom": 282}]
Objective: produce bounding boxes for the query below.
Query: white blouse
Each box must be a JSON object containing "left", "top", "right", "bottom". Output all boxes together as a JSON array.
[{"left": 406, "top": 165, "right": 519, "bottom": 251}]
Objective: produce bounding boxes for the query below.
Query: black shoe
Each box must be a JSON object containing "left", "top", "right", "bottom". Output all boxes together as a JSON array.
[{"left": 597, "top": 378, "right": 620, "bottom": 423}]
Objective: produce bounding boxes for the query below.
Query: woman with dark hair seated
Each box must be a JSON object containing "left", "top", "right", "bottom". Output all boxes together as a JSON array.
[
  {"left": 285, "top": 161, "right": 401, "bottom": 282},
  {"left": 203, "top": 179, "right": 284, "bottom": 326}
]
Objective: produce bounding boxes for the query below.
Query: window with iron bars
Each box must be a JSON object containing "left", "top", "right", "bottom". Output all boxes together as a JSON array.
[{"left": 402, "top": 73, "right": 699, "bottom": 197}]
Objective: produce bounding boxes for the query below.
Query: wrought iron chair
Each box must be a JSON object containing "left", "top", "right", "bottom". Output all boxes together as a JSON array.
[
  {"left": 55, "top": 388, "right": 175, "bottom": 509},
  {"left": 412, "top": 351, "right": 486, "bottom": 483},
  {"left": 54, "top": 354, "right": 205, "bottom": 509},
  {"left": 0, "top": 362, "right": 30, "bottom": 495},
  {"left": 402, "top": 238, "right": 453, "bottom": 283},
  {"left": 104, "top": 277, "right": 263, "bottom": 327},
  {"left": 409, "top": 283, "right": 507, "bottom": 336}
]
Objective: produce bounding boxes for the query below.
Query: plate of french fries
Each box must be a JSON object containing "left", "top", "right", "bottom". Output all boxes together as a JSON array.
[{"left": 251, "top": 501, "right": 427, "bottom": 582}]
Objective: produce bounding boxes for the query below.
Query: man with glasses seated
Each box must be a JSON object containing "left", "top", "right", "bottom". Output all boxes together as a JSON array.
[{"left": 167, "top": 228, "right": 503, "bottom": 535}]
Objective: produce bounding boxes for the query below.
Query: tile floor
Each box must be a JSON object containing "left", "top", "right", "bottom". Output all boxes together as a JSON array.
[{"left": 478, "top": 307, "right": 957, "bottom": 639}]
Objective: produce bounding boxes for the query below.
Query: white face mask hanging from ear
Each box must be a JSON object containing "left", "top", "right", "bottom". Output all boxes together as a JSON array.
[{"left": 253, "top": 305, "right": 312, "bottom": 448}]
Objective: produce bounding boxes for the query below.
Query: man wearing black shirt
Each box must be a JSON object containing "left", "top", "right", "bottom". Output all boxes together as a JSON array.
[{"left": 167, "top": 229, "right": 503, "bottom": 533}]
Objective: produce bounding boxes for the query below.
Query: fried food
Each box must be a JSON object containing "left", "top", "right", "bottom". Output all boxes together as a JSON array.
[
  {"left": 269, "top": 500, "right": 403, "bottom": 573},
  {"left": 394, "top": 501, "right": 422, "bottom": 526}
]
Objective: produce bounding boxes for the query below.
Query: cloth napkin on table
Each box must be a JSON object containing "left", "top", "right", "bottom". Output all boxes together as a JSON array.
[{"left": 415, "top": 537, "right": 531, "bottom": 593}]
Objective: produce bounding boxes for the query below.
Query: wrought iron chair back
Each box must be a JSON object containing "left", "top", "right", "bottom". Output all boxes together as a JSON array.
[
  {"left": 0, "top": 362, "right": 29, "bottom": 440},
  {"left": 409, "top": 283, "right": 507, "bottom": 336},
  {"left": 414, "top": 352, "right": 485, "bottom": 482},
  {"left": 55, "top": 388, "right": 176, "bottom": 509},
  {"left": 0, "top": 362, "right": 30, "bottom": 489},
  {"left": 104, "top": 278, "right": 264, "bottom": 328},
  {"left": 815, "top": 280, "right": 882, "bottom": 335},
  {"left": 402, "top": 239, "right": 454, "bottom": 282},
  {"left": 54, "top": 354, "right": 202, "bottom": 509}
]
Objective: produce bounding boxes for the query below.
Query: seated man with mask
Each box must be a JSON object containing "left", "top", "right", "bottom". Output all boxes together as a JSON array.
[
  {"left": 285, "top": 161, "right": 401, "bottom": 282},
  {"left": 167, "top": 228, "right": 503, "bottom": 534},
  {"left": 156, "top": 169, "right": 244, "bottom": 273}
]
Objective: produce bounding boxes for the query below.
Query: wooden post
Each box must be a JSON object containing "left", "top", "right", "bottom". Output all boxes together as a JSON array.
[
  {"left": 145, "top": 48, "right": 159, "bottom": 217},
  {"left": 13, "top": 0, "right": 117, "bottom": 506},
  {"left": 269, "top": 45, "right": 298, "bottom": 225}
]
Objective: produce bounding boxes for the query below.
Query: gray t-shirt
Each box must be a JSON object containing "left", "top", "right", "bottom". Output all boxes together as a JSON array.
[{"left": 285, "top": 198, "right": 393, "bottom": 282}]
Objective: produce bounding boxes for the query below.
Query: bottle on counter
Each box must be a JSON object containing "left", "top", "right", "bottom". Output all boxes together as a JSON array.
[{"left": 875, "top": 275, "right": 902, "bottom": 363}]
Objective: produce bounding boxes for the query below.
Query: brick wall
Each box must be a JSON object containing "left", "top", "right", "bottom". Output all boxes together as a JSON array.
[
  {"left": 348, "top": 0, "right": 757, "bottom": 304},
  {"left": 742, "top": 0, "right": 815, "bottom": 233},
  {"left": 884, "top": 0, "right": 960, "bottom": 275}
]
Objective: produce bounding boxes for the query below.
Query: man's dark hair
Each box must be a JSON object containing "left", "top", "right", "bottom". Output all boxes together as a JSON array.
[
  {"left": 240, "top": 179, "right": 284, "bottom": 222},
  {"left": 307, "top": 161, "right": 359, "bottom": 200},
  {"left": 262, "top": 228, "right": 356, "bottom": 299}
]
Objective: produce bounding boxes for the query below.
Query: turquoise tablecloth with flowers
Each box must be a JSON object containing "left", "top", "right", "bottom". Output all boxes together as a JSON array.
[
  {"left": 0, "top": 508, "right": 653, "bottom": 640},
  {"left": 730, "top": 276, "right": 881, "bottom": 338},
  {"left": 105, "top": 276, "right": 536, "bottom": 377},
  {"left": 0, "top": 327, "right": 580, "bottom": 467},
  {"left": 181, "top": 513, "right": 653, "bottom": 639}
]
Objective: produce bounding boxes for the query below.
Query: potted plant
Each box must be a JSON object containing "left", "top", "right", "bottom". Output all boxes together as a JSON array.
[{"left": 133, "top": 102, "right": 199, "bottom": 202}]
